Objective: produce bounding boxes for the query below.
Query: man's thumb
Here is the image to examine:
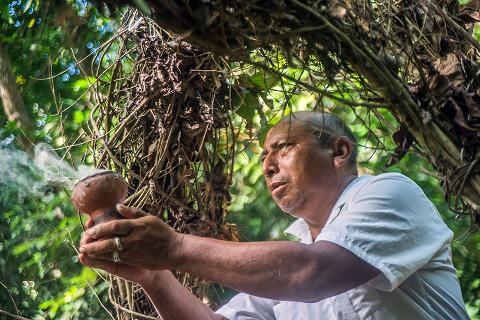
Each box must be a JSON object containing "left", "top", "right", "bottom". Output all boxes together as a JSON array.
[{"left": 116, "top": 204, "right": 148, "bottom": 219}]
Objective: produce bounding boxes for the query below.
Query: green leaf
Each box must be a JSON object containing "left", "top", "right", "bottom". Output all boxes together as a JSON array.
[
  {"left": 22, "top": 0, "right": 33, "bottom": 13},
  {"left": 249, "top": 71, "right": 279, "bottom": 90},
  {"left": 236, "top": 92, "right": 257, "bottom": 126},
  {"left": 257, "top": 122, "right": 273, "bottom": 146},
  {"left": 71, "top": 77, "right": 96, "bottom": 91},
  {"left": 73, "top": 110, "right": 88, "bottom": 124},
  {"left": 12, "top": 240, "right": 35, "bottom": 255}
]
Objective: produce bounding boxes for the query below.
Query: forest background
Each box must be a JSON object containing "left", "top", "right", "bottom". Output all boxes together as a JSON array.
[{"left": 1, "top": 0, "right": 480, "bottom": 319}]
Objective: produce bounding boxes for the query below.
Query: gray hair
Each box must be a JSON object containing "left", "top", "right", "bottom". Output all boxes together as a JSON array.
[{"left": 279, "top": 111, "right": 358, "bottom": 168}]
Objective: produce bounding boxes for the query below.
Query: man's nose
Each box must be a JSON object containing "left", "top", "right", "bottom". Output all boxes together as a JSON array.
[{"left": 262, "top": 154, "right": 279, "bottom": 178}]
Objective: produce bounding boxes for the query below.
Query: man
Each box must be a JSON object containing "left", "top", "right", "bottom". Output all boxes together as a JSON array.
[{"left": 79, "top": 111, "right": 469, "bottom": 319}]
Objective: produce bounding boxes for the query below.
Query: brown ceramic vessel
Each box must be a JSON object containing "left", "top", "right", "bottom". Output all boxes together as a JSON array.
[{"left": 71, "top": 171, "right": 128, "bottom": 224}]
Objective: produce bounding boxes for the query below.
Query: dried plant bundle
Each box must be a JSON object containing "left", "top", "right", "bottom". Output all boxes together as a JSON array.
[{"left": 89, "top": 10, "right": 238, "bottom": 317}]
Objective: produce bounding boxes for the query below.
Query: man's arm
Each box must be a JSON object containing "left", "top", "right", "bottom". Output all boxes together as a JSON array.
[
  {"left": 80, "top": 206, "right": 380, "bottom": 303},
  {"left": 175, "top": 235, "right": 379, "bottom": 302},
  {"left": 141, "top": 270, "right": 226, "bottom": 320}
]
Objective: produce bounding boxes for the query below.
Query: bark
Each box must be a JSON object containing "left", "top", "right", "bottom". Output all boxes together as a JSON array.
[
  {"left": 0, "top": 41, "right": 33, "bottom": 150},
  {"left": 0, "top": 42, "right": 32, "bottom": 127}
]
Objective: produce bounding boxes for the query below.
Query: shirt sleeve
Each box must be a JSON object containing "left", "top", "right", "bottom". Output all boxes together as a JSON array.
[
  {"left": 215, "top": 293, "right": 276, "bottom": 320},
  {"left": 316, "top": 173, "right": 453, "bottom": 292}
]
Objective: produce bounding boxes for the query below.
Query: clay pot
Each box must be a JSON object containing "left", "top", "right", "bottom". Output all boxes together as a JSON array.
[{"left": 71, "top": 171, "right": 128, "bottom": 224}]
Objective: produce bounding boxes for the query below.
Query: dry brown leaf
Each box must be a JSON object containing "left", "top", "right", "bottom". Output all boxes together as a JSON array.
[{"left": 433, "top": 53, "right": 465, "bottom": 86}]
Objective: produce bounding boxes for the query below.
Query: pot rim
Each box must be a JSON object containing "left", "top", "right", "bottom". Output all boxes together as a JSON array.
[{"left": 74, "top": 170, "right": 115, "bottom": 186}]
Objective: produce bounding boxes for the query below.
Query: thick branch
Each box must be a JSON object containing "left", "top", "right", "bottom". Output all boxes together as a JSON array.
[{"left": 0, "top": 42, "right": 33, "bottom": 129}]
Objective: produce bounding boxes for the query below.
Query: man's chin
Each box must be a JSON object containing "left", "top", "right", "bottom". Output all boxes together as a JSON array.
[
  {"left": 275, "top": 193, "right": 309, "bottom": 217},
  {"left": 275, "top": 198, "right": 299, "bottom": 216}
]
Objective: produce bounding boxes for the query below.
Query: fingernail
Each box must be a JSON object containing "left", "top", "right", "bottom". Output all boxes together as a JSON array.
[
  {"left": 79, "top": 246, "right": 86, "bottom": 253},
  {"left": 117, "top": 204, "right": 127, "bottom": 210},
  {"left": 86, "top": 228, "right": 97, "bottom": 238}
]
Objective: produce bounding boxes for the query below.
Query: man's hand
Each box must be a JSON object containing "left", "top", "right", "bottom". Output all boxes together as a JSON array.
[
  {"left": 78, "top": 207, "right": 153, "bottom": 286},
  {"left": 79, "top": 205, "right": 184, "bottom": 271}
]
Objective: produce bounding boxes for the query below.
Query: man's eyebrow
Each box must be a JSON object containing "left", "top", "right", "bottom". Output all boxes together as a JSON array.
[
  {"left": 259, "top": 139, "right": 283, "bottom": 161},
  {"left": 260, "top": 141, "right": 277, "bottom": 161},
  {"left": 260, "top": 149, "right": 267, "bottom": 161}
]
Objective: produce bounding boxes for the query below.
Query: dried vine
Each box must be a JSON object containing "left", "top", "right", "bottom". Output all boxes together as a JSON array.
[{"left": 89, "top": 11, "right": 238, "bottom": 317}]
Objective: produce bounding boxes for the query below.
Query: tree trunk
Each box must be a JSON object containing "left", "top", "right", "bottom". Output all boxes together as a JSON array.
[{"left": 0, "top": 41, "right": 33, "bottom": 149}]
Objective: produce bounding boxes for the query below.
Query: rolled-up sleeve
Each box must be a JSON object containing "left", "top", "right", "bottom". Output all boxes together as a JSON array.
[
  {"left": 215, "top": 293, "right": 276, "bottom": 320},
  {"left": 316, "top": 173, "right": 453, "bottom": 292}
]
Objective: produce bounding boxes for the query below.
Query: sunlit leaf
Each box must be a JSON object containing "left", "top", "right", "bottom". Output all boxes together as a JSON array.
[
  {"left": 22, "top": 0, "right": 33, "bottom": 13},
  {"left": 16, "top": 75, "right": 27, "bottom": 85}
]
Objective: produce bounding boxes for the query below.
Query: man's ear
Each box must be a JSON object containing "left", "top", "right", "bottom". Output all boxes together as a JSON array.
[{"left": 332, "top": 137, "right": 353, "bottom": 169}]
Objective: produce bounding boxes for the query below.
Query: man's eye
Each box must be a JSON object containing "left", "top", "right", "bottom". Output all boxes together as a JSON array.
[{"left": 278, "top": 143, "right": 290, "bottom": 149}]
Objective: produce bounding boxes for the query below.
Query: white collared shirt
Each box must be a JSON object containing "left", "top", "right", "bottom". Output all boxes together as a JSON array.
[{"left": 216, "top": 173, "right": 469, "bottom": 320}]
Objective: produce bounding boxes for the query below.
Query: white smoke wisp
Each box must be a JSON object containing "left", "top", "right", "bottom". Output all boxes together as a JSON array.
[
  {"left": 0, "top": 142, "right": 105, "bottom": 202},
  {"left": 33, "top": 143, "right": 104, "bottom": 190},
  {"left": 0, "top": 146, "right": 39, "bottom": 202},
  {"left": 34, "top": 143, "right": 80, "bottom": 190}
]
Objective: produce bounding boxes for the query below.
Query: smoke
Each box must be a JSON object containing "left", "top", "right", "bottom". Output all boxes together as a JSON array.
[
  {"left": 0, "top": 142, "right": 105, "bottom": 203},
  {"left": 33, "top": 143, "right": 103, "bottom": 189}
]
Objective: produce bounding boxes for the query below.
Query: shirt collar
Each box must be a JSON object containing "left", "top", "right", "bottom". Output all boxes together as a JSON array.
[
  {"left": 284, "top": 175, "right": 367, "bottom": 243},
  {"left": 284, "top": 218, "right": 312, "bottom": 243}
]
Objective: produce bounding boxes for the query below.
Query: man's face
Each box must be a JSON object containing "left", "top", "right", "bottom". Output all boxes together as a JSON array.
[{"left": 261, "top": 120, "right": 337, "bottom": 216}]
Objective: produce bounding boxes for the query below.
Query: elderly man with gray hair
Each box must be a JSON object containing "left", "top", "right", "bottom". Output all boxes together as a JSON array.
[{"left": 79, "top": 111, "right": 469, "bottom": 320}]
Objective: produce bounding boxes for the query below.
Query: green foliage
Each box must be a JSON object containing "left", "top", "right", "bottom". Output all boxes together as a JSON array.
[
  {"left": 1, "top": 3, "right": 479, "bottom": 318},
  {"left": 0, "top": 0, "right": 118, "bottom": 318},
  {"left": 0, "top": 127, "right": 113, "bottom": 319}
]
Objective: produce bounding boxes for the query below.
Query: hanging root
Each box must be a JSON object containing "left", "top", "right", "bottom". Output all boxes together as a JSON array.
[{"left": 89, "top": 9, "right": 238, "bottom": 317}]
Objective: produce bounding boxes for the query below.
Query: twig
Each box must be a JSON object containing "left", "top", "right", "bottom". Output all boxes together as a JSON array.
[
  {"left": 85, "top": 281, "right": 116, "bottom": 320},
  {"left": 0, "top": 282, "right": 19, "bottom": 316},
  {"left": 0, "top": 310, "right": 30, "bottom": 320}
]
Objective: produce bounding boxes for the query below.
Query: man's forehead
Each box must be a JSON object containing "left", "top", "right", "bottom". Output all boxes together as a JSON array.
[{"left": 263, "top": 120, "right": 310, "bottom": 146}]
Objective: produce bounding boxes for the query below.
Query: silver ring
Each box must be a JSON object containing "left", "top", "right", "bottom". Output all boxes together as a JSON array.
[
  {"left": 114, "top": 236, "right": 123, "bottom": 252},
  {"left": 113, "top": 250, "right": 121, "bottom": 263}
]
